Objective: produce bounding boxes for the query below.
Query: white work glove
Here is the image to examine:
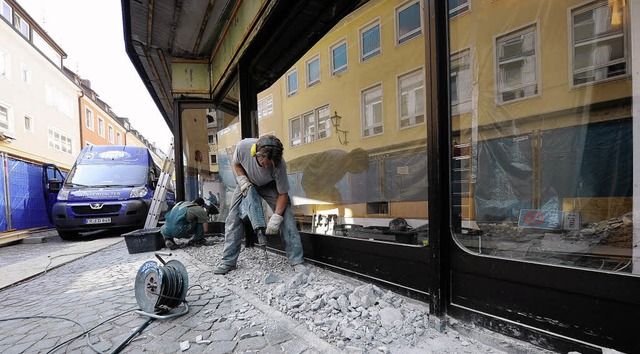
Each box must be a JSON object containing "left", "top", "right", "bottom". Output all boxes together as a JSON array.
[
  {"left": 265, "top": 214, "right": 284, "bottom": 235},
  {"left": 236, "top": 175, "right": 252, "bottom": 197}
]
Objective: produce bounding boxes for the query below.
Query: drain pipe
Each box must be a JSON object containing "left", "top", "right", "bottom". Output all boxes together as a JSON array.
[{"left": 2, "top": 153, "right": 11, "bottom": 230}]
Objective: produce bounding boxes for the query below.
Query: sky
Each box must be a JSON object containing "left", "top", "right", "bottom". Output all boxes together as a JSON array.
[{"left": 19, "top": 0, "right": 173, "bottom": 152}]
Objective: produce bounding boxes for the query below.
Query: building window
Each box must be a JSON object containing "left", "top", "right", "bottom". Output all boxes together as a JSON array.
[
  {"left": 449, "top": 0, "right": 470, "bottom": 18},
  {"left": 0, "top": 104, "right": 10, "bottom": 131},
  {"left": 45, "top": 83, "right": 73, "bottom": 117},
  {"left": 1, "top": 1, "right": 12, "bottom": 21},
  {"left": 330, "top": 40, "right": 348, "bottom": 76},
  {"left": 13, "top": 13, "right": 29, "bottom": 39},
  {"left": 495, "top": 24, "right": 539, "bottom": 104},
  {"left": 48, "top": 128, "right": 72, "bottom": 154},
  {"left": 23, "top": 114, "right": 33, "bottom": 132},
  {"left": 116, "top": 132, "right": 122, "bottom": 145},
  {"left": 0, "top": 48, "right": 10, "bottom": 80},
  {"left": 20, "top": 64, "right": 31, "bottom": 84},
  {"left": 286, "top": 70, "right": 298, "bottom": 97},
  {"left": 208, "top": 132, "right": 215, "bottom": 144},
  {"left": 451, "top": 49, "right": 472, "bottom": 115},
  {"left": 98, "top": 117, "right": 105, "bottom": 137},
  {"left": 257, "top": 95, "right": 273, "bottom": 120},
  {"left": 290, "top": 117, "right": 302, "bottom": 147},
  {"left": 85, "top": 108, "right": 94, "bottom": 131},
  {"left": 302, "top": 111, "right": 316, "bottom": 144},
  {"left": 210, "top": 154, "right": 217, "bottom": 164},
  {"left": 288, "top": 105, "right": 330, "bottom": 147},
  {"left": 397, "top": 1, "right": 422, "bottom": 44},
  {"left": 361, "top": 21, "right": 381, "bottom": 61},
  {"left": 108, "top": 126, "right": 114, "bottom": 143},
  {"left": 206, "top": 111, "right": 216, "bottom": 126},
  {"left": 571, "top": 1, "right": 627, "bottom": 86},
  {"left": 398, "top": 69, "right": 424, "bottom": 128},
  {"left": 362, "top": 84, "right": 383, "bottom": 137},
  {"left": 306, "top": 55, "right": 320, "bottom": 87}
]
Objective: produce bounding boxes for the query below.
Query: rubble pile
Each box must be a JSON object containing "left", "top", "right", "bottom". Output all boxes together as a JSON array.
[{"left": 188, "top": 238, "right": 500, "bottom": 353}]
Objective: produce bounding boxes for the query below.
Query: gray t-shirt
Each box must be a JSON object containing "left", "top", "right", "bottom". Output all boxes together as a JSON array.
[{"left": 233, "top": 138, "right": 290, "bottom": 194}]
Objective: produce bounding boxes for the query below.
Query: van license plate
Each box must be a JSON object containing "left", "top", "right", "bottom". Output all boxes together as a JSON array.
[{"left": 85, "top": 218, "right": 111, "bottom": 224}]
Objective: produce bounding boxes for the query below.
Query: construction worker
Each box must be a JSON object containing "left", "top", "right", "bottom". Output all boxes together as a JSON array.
[
  {"left": 161, "top": 197, "right": 215, "bottom": 250},
  {"left": 214, "top": 135, "right": 305, "bottom": 274}
]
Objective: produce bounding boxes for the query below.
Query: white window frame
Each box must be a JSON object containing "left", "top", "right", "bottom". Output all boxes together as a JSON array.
[
  {"left": 48, "top": 127, "right": 73, "bottom": 155},
  {"left": 289, "top": 116, "right": 302, "bottom": 147},
  {"left": 398, "top": 68, "right": 425, "bottom": 129},
  {"left": 360, "top": 19, "right": 381, "bottom": 62},
  {"left": 450, "top": 48, "right": 473, "bottom": 115},
  {"left": 108, "top": 125, "right": 114, "bottom": 143},
  {"left": 116, "top": 132, "right": 122, "bottom": 145},
  {"left": 396, "top": 0, "right": 422, "bottom": 45},
  {"left": 494, "top": 23, "right": 540, "bottom": 105},
  {"left": 449, "top": 0, "right": 470, "bottom": 18},
  {"left": 85, "top": 108, "right": 94, "bottom": 131},
  {"left": 257, "top": 95, "right": 273, "bottom": 120},
  {"left": 0, "top": 48, "right": 11, "bottom": 80},
  {"left": 97, "top": 117, "right": 105, "bottom": 137},
  {"left": 20, "top": 63, "right": 31, "bottom": 85},
  {"left": 569, "top": 0, "right": 628, "bottom": 87},
  {"left": 0, "top": 102, "right": 12, "bottom": 132},
  {"left": 289, "top": 105, "right": 331, "bottom": 147},
  {"left": 361, "top": 83, "right": 383, "bottom": 138},
  {"left": 286, "top": 69, "right": 298, "bottom": 97},
  {"left": 23, "top": 114, "right": 34, "bottom": 133},
  {"left": 306, "top": 54, "right": 321, "bottom": 87},
  {"left": 330, "top": 39, "right": 348, "bottom": 76}
]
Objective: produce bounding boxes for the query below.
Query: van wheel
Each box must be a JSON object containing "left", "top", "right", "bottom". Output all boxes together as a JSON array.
[{"left": 57, "top": 230, "right": 79, "bottom": 240}]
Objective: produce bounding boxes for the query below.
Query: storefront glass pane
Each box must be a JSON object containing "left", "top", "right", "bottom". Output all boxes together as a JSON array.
[
  {"left": 216, "top": 0, "right": 429, "bottom": 246},
  {"left": 449, "top": 0, "right": 637, "bottom": 274}
]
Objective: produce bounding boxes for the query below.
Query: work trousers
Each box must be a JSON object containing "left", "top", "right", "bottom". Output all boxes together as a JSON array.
[{"left": 220, "top": 183, "right": 304, "bottom": 267}]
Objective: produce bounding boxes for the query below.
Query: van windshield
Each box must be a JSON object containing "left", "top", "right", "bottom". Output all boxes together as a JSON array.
[{"left": 65, "top": 164, "right": 149, "bottom": 187}]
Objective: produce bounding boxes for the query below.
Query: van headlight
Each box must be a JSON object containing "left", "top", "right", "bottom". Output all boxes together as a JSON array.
[
  {"left": 130, "top": 186, "right": 149, "bottom": 198},
  {"left": 57, "top": 187, "right": 70, "bottom": 201}
]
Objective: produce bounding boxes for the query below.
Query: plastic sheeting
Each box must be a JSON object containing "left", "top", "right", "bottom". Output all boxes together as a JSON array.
[{"left": 0, "top": 157, "right": 53, "bottom": 231}]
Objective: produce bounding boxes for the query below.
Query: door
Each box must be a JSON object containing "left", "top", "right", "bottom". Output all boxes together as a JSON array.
[{"left": 42, "top": 163, "right": 64, "bottom": 224}]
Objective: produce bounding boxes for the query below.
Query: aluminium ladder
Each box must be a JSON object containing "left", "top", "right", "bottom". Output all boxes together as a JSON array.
[{"left": 144, "top": 144, "right": 175, "bottom": 229}]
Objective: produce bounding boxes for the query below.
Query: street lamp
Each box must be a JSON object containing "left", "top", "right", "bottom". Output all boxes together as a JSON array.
[{"left": 330, "top": 111, "right": 348, "bottom": 145}]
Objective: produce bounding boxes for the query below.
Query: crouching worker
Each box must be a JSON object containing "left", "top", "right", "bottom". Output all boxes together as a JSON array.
[
  {"left": 161, "top": 197, "right": 215, "bottom": 250},
  {"left": 214, "top": 135, "right": 304, "bottom": 275}
]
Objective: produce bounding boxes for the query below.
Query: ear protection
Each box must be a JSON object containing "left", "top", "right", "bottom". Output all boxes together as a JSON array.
[{"left": 251, "top": 144, "right": 257, "bottom": 156}]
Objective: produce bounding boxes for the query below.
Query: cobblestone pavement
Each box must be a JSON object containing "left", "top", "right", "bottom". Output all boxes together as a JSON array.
[{"left": 0, "top": 229, "right": 555, "bottom": 354}]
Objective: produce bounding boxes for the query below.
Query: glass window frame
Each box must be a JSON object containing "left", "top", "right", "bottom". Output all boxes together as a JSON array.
[
  {"left": 116, "top": 131, "right": 122, "bottom": 145},
  {"left": 306, "top": 54, "right": 321, "bottom": 87},
  {"left": 289, "top": 116, "right": 302, "bottom": 147},
  {"left": 108, "top": 125, "right": 114, "bottom": 143},
  {"left": 97, "top": 117, "right": 105, "bottom": 137},
  {"left": 0, "top": 48, "right": 10, "bottom": 80},
  {"left": 449, "top": 0, "right": 470, "bottom": 18},
  {"left": 396, "top": 0, "right": 423, "bottom": 45},
  {"left": 1, "top": 1, "right": 12, "bottom": 21},
  {"left": 450, "top": 48, "right": 473, "bottom": 116},
  {"left": 23, "top": 114, "right": 33, "bottom": 133},
  {"left": 360, "top": 20, "right": 381, "bottom": 62},
  {"left": 85, "top": 107, "right": 94, "bottom": 131},
  {"left": 361, "top": 83, "right": 384, "bottom": 138},
  {"left": 569, "top": 0, "right": 628, "bottom": 87},
  {"left": 48, "top": 127, "right": 73, "bottom": 155},
  {"left": 494, "top": 23, "right": 540, "bottom": 105},
  {"left": 398, "top": 67, "right": 425, "bottom": 129},
  {"left": 257, "top": 94, "right": 273, "bottom": 120},
  {"left": 330, "top": 39, "right": 348, "bottom": 76},
  {"left": 0, "top": 102, "right": 10, "bottom": 131},
  {"left": 286, "top": 69, "right": 298, "bottom": 97}
]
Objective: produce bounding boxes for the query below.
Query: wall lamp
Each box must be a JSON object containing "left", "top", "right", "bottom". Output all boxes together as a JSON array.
[{"left": 330, "top": 111, "right": 348, "bottom": 145}]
